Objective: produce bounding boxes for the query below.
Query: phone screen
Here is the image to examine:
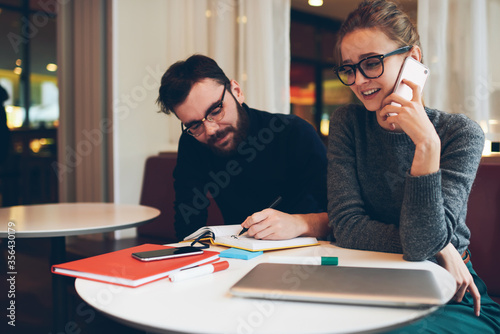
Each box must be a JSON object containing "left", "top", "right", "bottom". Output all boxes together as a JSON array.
[
  {"left": 392, "top": 57, "right": 429, "bottom": 105},
  {"left": 132, "top": 246, "right": 203, "bottom": 261}
]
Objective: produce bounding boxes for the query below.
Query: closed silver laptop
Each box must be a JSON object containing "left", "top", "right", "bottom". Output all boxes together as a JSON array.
[{"left": 230, "top": 263, "right": 446, "bottom": 307}]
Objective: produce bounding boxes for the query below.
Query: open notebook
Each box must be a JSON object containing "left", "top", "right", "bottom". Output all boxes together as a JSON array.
[{"left": 183, "top": 225, "right": 319, "bottom": 252}]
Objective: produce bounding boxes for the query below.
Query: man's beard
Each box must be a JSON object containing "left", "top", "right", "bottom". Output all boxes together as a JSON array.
[{"left": 205, "top": 102, "right": 249, "bottom": 157}]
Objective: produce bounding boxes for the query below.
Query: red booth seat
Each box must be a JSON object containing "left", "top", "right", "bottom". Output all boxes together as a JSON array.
[
  {"left": 138, "top": 153, "right": 223, "bottom": 243},
  {"left": 466, "top": 161, "right": 500, "bottom": 304}
]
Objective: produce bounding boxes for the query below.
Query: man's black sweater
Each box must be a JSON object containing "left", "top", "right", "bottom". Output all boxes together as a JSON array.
[{"left": 173, "top": 104, "right": 327, "bottom": 240}]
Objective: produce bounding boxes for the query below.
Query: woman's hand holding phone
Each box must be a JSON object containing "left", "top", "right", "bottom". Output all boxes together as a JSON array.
[
  {"left": 382, "top": 58, "right": 441, "bottom": 176},
  {"left": 391, "top": 57, "right": 429, "bottom": 105},
  {"left": 383, "top": 56, "right": 429, "bottom": 122},
  {"left": 383, "top": 80, "right": 441, "bottom": 176}
]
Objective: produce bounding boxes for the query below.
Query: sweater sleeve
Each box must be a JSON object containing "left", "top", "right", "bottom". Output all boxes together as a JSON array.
[
  {"left": 398, "top": 114, "right": 484, "bottom": 260},
  {"left": 327, "top": 106, "right": 403, "bottom": 253}
]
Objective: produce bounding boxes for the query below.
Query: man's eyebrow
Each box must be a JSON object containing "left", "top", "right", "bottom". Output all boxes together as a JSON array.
[
  {"left": 184, "top": 120, "right": 200, "bottom": 129},
  {"left": 204, "top": 99, "right": 222, "bottom": 116},
  {"left": 184, "top": 100, "right": 220, "bottom": 128}
]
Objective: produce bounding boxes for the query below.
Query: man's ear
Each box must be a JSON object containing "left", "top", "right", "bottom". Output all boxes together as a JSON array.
[{"left": 229, "top": 79, "right": 245, "bottom": 104}]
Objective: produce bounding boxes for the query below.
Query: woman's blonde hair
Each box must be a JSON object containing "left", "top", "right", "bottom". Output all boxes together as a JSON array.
[{"left": 335, "top": 0, "right": 422, "bottom": 63}]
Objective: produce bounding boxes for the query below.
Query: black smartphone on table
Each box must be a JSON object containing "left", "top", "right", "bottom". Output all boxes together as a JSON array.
[{"left": 132, "top": 246, "right": 203, "bottom": 262}]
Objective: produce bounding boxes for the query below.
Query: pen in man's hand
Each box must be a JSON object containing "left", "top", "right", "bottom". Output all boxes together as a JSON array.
[{"left": 238, "top": 196, "right": 282, "bottom": 236}]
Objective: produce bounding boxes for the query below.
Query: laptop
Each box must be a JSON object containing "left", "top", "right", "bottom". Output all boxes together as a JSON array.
[{"left": 229, "top": 263, "right": 445, "bottom": 307}]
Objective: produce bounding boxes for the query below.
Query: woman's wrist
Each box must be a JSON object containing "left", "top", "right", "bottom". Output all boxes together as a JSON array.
[
  {"left": 410, "top": 135, "right": 441, "bottom": 176},
  {"left": 435, "top": 243, "right": 453, "bottom": 263}
]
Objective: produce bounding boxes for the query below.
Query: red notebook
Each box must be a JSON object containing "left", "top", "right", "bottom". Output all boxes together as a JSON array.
[{"left": 52, "top": 244, "right": 219, "bottom": 287}]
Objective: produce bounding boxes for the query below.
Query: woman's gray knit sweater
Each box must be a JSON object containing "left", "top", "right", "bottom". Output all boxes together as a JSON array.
[{"left": 327, "top": 104, "right": 484, "bottom": 261}]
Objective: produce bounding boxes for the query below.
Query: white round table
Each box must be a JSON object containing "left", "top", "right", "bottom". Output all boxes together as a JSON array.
[
  {"left": 0, "top": 202, "right": 160, "bottom": 238},
  {"left": 75, "top": 242, "right": 455, "bottom": 334},
  {"left": 0, "top": 202, "right": 161, "bottom": 332}
]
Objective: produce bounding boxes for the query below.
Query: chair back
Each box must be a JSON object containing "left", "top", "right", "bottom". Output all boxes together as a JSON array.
[
  {"left": 138, "top": 153, "right": 223, "bottom": 242},
  {"left": 466, "top": 162, "right": 500, "bottom": 303}
]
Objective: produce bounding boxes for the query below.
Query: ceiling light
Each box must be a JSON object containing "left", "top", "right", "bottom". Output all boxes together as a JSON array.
[
  {"left": 308, "top": 0, "right": 323, "bottom": 6},
  {"left": 46, "top": 63, "right": 58, "bottom": 72}
]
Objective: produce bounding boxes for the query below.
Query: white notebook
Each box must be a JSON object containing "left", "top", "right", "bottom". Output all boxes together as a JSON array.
[{"left": 183, "top": 225, "right": 319, "bottom": 252}]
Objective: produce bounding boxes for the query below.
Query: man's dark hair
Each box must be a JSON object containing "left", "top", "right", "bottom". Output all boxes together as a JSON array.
[{"left": 156, "top": 54, "right": 230, "bottom": 115}]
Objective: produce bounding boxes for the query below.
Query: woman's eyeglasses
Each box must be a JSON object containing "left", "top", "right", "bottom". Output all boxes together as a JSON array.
[{"left": 334, "top": 46, "right": 412, "bottom": 86}]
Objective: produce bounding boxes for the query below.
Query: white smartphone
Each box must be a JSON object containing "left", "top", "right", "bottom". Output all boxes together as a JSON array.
[
  {"left": 391, "top": 57, "right": 429, "bottom": 107},
  {"left": 131, "top": 246, "right": 203, "bottom": 262}
]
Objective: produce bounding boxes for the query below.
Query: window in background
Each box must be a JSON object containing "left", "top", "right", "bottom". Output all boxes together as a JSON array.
[
  {"left": 29, "top": 9, "right": 58, "bottom": 129},
  {"left": 321, "top": 67, "right": 354, "bottom": 137},
  {"left": 290, "top": 62, "right": 316, "bottom": 128},
  {"left": 290, "top": 9, "right": 355, "bottom": 141},
  {"left": 0, "top": 7, "right": 22, "bottom": 127},
  {"left": 0, "top": 0, "right": 58, "bottom": 206},
  {"left": 0, "top": 0, "right": 58, "bottom": 129}
]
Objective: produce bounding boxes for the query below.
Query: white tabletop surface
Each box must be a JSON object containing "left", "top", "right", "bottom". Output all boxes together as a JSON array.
[
  {"left": 0, "top": 203, "right": 160, "bottom": 238},
  {"left": 75, "top": 242, "right": 455, "bottom": 334}
]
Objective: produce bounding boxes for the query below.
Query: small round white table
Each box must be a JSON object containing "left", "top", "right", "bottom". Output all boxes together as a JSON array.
[
  {"left": 75, "top": 242, "right": 455, "bottom": 334},
  {"left": 0, "top": 202, "right": 160, "bottom": 238},
  {"left": 0, "top": 202, "right": 161, "bottom": 333}
]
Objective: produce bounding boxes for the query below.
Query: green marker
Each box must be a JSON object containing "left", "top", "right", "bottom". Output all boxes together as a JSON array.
[{"left": 267, "top": 256, "right": 339, "bottom": 266}]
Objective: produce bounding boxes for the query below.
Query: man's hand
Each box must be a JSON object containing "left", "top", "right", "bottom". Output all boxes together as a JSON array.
[
  {"left": 241, "top": 209, "right": 305, "bottom": 240},
  {"left": 241, "top": 210, "right": 328, "bottom": 240}
]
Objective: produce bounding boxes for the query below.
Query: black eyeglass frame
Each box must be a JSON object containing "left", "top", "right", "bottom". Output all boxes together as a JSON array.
[
  {"left": 189, "top": 231, "right": 213, "bottom": 249},
  {"left": 181, "top": 82, "right": 228, "bottom": 137},
  {"left": 334, "top": 46, "right": 412, "bottom": 86}
]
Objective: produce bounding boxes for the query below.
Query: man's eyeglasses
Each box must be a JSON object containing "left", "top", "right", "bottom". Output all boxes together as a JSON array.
[
  {"left": 182, "top": 82, "right": 228, "bottom": 137},
  {"left": 334, "top": 46, "right": 412, "bottom": 86}
]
